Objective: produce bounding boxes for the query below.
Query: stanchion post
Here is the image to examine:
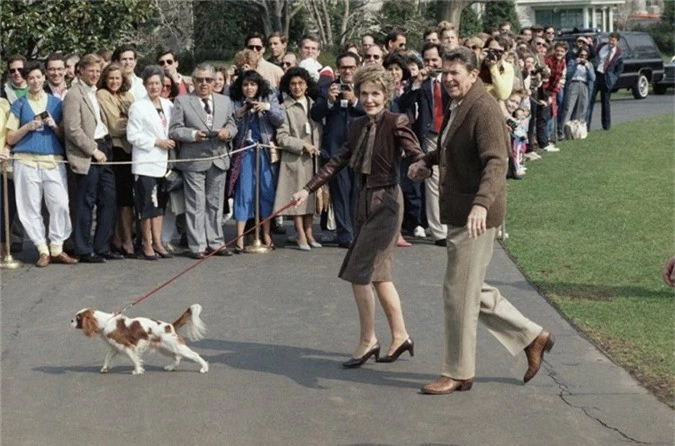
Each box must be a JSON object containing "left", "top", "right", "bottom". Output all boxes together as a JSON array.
[
  {"left": 245, "top": 144, "right": 271, "bottom": 254},
  {"left": 0, "top": 160, "right": 24, "bottom": 269}
]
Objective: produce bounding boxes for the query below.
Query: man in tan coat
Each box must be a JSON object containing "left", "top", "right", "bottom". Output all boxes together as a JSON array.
[
  {"left": 63, "top": 54, "right": 121, "bottom": 263},
  {"left": 409, "top": 47, "right": 554, "bottom": 395}
]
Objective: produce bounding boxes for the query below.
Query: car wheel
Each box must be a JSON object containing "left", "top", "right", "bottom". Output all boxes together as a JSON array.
[
  {"left": 653, "top": 84, "right": 667, "bottom": 95},
  {"left": 632, "top": 73, "right": 649, "bottom": 99}
]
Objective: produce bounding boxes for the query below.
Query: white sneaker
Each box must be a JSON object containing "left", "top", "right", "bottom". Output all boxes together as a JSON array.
[
  {"left": 542, "top": 144, "right": 560, "bottom": 152},
  {"left": 414, "top": 226, "right": 427, "bottom": 238},
  {"left": 516, "top": 167, "right": 527, "bottom": 177},
  {"left": 524, "top": 152, "right": 542, "bottom": 161}
]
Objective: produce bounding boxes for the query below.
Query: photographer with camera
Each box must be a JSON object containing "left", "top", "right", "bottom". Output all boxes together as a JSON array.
[
  {"left": 560, "top": 45, "right": 594, "bottom": 136},
  {"left": 228, "top": 70, "right": 284, "bottom": 252},
  {"left": 310, "top": 51, "right": 364, "bottom": 248},
  {"left": 478, "top": 36, "right": 515, "bottom": 102}
]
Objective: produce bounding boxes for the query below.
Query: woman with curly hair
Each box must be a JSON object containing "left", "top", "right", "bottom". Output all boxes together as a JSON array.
[
  {"left": 274, "top": 67, "right": 322, "bottom": 251},
  {"left": 228, "top": 70, "right": 284, "bottom": 252}
]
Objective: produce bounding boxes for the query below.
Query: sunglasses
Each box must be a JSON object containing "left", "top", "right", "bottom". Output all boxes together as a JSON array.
[
  {"left": 364, "top": 54, "right": 381, "bottom": 60},
  {"left": 162, "top": 83, "right": 172, "bottom": 88},
  {"left": 9, "top": 68, "right": 22, "bottom": 74},
  {"left": 281, "top": 62, "right": 293, "bottom": 67},
  {"left": 194, "top": 77, "right": 214, "bottom": 84},
  {"left": 159, "top": 59, "right": 174, "bottom": 66},
  {"left": 247, "top": 45, "right": 263, "bottom": 51},
  {"left": 471, "top": 46, "right": 481, "bottom": 50},
  {"left": 535, "top": 42, "right": 547, "bottom": 46}
]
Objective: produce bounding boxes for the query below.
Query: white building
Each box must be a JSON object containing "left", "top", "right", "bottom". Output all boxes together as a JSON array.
[{"left": 515, "top": 0, "right": 627, "bottom": 31}]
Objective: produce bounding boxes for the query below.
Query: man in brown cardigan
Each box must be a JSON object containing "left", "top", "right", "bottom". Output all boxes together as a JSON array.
[{"left": 409, "top": 47, "right": 554, "bottom": 395}]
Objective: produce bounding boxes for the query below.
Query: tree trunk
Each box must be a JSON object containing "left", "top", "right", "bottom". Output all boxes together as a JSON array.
[
  {"left": 339, "top": 0, "right": 349, "bottom": 46},
  {"left": 438, "top": 0, "right": 472, "bottom": 27}
]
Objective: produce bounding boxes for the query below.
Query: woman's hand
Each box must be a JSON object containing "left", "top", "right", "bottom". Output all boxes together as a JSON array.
[
  {"left": 44, "top": 115, "right": 57, "bottom": 129},
  {"left": 0, "top": 146, "right": 10, "bottom": 161},
  {"left": 251, "top": 101, "right": 270, "bottom": 113},
  {"left": 292, "top": 189, "right": 309, "bottom": 207},
  {"left": 156, "top": 138, "right": 176, "bottom": 150},
  {"left": 302, "top": 142, "right": 318, "bottom": 156},
  {"left": 26, "top": 119, "right": 42, "bottom": 132}
]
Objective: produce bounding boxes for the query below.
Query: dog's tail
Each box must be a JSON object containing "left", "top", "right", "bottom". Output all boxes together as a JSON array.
[{"left": 173, "top": 304, "right": 206, "bottom": 342}]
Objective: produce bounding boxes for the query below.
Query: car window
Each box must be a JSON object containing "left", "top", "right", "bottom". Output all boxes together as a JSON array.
[{"left": 628, "top": 34, "right": 661, "bottom": 58}]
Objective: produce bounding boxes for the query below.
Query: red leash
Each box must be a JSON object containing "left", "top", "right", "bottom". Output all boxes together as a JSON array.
[{"left": 116, "top": 200, "right": 297, "bottom": 314}]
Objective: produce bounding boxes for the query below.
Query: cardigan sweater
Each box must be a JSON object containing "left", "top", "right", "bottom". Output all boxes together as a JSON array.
[{"left": 422, "top": 78, "right": 509, "bottom": 229}]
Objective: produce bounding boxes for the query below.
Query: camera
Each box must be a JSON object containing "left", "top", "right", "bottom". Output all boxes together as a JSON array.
[
  {"left": 339, "top": 83, "right": 351, "bottom": 92},
  {"left": 205, "top": 130, "right": 219, "bottom": 139},
  {"left": 485, "top": 48, "right": 502, "bottom": 63},
  {"left": 506, "top": 119, "right": 519, "bottom": 132},
  {"left": 243, "top": 98, "right": 255, "bottom": 110},
  {"left": 37, "top": 111, "right": 50, "bottom": 120}
]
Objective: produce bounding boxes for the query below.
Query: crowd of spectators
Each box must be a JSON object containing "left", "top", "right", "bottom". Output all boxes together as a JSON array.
[{"left": 0, "top": 21, "right": 624, "bottom": 266}]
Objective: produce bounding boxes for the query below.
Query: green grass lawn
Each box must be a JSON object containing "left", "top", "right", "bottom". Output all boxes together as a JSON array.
[{"left": 504, "top": 113, "right": 675, "bottom": 405}]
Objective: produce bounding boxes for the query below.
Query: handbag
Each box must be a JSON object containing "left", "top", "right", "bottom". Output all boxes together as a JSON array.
[
  {"left": 164, "top": 169, "right": 183, "bottom": 192},
  {"left": 564, "top": 119, "right": 588, "bottom": 140}
]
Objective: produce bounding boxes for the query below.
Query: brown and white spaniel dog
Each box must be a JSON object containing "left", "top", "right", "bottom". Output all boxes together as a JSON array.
[{"left": 71, "top": 304, "right": 209, "bottom": 375}]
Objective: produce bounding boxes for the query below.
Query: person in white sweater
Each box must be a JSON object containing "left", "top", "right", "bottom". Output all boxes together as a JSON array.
[{"left": 127, "top": 65, "right": 175, "bottom": 260}]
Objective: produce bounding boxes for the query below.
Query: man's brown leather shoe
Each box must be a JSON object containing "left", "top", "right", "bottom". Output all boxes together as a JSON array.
[
  {"left": 51, "top": 252, "right": 79, "bottom": 265},
  {"left": 35, "top": 253, "right": 50, "bottom": 268},
  {"left": 420, "top": 376, "right": 474, "bottom": 395},
  {"left": 523, "top": 329, "right": 555, "bottom": 384}
]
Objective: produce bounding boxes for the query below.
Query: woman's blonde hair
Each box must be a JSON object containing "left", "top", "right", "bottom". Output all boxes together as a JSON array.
[
  {"left": 233, "top": 49, "right": 260, "bottom": 69},
  {"left": 353, "top": 65, "right": 395, "bottom": 103}
]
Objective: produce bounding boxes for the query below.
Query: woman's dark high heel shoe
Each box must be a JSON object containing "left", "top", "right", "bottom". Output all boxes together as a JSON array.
[
  {"left": 342, "top": 343, "right": 380, "bottom": 369},
  {"left": 377, "top": 338, "right": 414, "bottom": 363}
]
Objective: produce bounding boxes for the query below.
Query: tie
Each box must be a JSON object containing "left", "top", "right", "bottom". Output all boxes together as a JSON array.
[
  {"left": 433, "top": 79, "right": 443, "bottom": 133},
  {"left": 603, "top": 49, "right": 612, "bottom": 72},
  {"left": 202, "top": 98, "right": 211, "bottom": 114}
]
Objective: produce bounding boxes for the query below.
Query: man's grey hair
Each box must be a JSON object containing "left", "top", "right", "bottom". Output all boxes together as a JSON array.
[
  {"left": 141, "top": 65, "right": 164, "bottom": 85},
  {"left": 442, "top": 46, "right": 479, "bottom": 71},
  {"left": 192, "top": 63, "right": 216, "bottom": 79}
]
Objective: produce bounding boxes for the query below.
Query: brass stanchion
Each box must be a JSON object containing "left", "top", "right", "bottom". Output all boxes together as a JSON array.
[
  {"left": 1, "top": 160, "right": 24, "bottom": 269},
  {"left": 245, "top": 144, "right": 271, "bottom": 254}
]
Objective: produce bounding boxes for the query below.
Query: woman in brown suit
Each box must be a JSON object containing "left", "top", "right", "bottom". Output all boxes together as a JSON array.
[{"left": 293, "top": 65, "right": 424, "bottom": 368}]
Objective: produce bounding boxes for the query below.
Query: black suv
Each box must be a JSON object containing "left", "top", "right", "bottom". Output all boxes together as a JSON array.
[{"left": 557, "top": 31, "right": 664, "bottom": 99}]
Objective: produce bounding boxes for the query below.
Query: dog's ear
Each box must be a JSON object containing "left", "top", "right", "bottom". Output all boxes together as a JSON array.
[{"left": 82, "top": 310, "right": 99, "bottom": 338}]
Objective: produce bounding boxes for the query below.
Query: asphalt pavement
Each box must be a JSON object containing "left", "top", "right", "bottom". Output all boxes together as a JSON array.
[{"left": 1, "top": 93, "right": 673, "bottom": 446}]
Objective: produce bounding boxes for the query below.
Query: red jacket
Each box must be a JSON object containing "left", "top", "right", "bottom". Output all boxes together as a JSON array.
[{"left": 544, "top": 54, "right": 566, "bottom": 95}]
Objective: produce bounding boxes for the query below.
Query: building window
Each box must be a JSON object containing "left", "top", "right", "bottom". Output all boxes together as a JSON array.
[{"left": 535, "top": 8, "right": 583, "bottom": 30}]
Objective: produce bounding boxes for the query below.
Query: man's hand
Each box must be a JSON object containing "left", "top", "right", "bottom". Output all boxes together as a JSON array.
[
  {"left": 217, "top": 127, "right": 231, "bottom": 141},
  {"left": 466, "top": 205, "right": 487, "bottom": 239},
  {"left": 195, "top": 130, "right": 208, "bottom": 142},
  {"left": 662, "top": 256, "right": 675, "bottom": 287},
  {"left": 327, "top": 83, "right": 340, "bottom": 104},
  {"left": 408, "top": 161, "right": 431, "bottom": 183},
  {"left": 92, "top": 149, "right": 107, "bottom": 163}
]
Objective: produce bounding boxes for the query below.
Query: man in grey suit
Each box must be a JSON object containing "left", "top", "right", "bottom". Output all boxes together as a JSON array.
[{"left": 169, "top": 63, "right": 237, "bottom": 258}]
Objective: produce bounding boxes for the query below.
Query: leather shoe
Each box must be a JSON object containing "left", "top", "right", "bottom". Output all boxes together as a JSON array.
[
  {"left": 342, "top": 343, "right": 380, "bottom": 368},
  {"left": 35, "top": 253, "right": 50, "bottom": 267},
  {"left": 523, "top": 329, "right": 555, "bottom": 383},
  {"left": 421, "top": 376, "right": 474, "bottom": 395},
  {"left": 206, "top": 247, "right": 233, "bottom": 257},
  {"left": 50, "top": 252, "right": 78, "bottom": 264},
  {"left": 190, "top": 251, "right": 206, "bottom": 259},
  {"left": 79, "top": 253, "right": 106, "bottom": 264},
  {"left": 377, "top": 338, "right": 414, "bottom": 363},
  {"left": 98, "top": 251, "right": 124, "bottom": 260}
]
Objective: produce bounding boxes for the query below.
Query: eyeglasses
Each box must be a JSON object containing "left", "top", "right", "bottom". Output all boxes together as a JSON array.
[
  {"left": 194, "top": 77, "right": 214, "bottom": 84},
  {"left": 158, "top": 59, "right": 174, "bottom": 66},
  {"left": 546, "top": 31, "right": 555, "bottom": 35},
  {"left": 535, "top": 42, "right": 547, "bottom": 46},
  {"left": 162, "top": 83, "right": 172, "bottom": 89},
  {"left": 9, "top": 68, "right": 22, "bottom": 74},
  {"left": 471, "top": 46, "right": 481, "bottom": 50},
  {"left": 247, "top": 45, "right": 263, "bottom": 52},
  {"left": 364, "top": 54, "right": 381, "bottom": 60},
  {"left": 339, "top": 65, "right": 357, "bottom": 71},
  {"left": 281, "top": 62, "right": 293, "bottom": 67}
]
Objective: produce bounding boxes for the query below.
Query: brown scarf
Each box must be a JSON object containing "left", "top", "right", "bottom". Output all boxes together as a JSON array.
[{"left": 349, "top": 111, "right": 383, "bottom": 175}]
